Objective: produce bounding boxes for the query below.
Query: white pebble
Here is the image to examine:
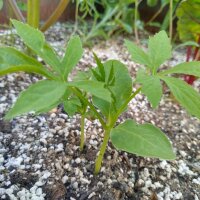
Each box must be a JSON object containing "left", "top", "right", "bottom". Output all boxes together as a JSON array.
[
  {"left": 72, "top": 182, "right": 78, "bottom": 189},
  {"left": 62, "top": 176, "right": 69, "bottom": 184},
  {"left": 56, "top": 143, "right": 64, "bottom": 152},
  {"left": 80, "top": 178, "right": 90, "bottom": 184},
  {"left": 75, "top": 158, "right": 81, "bottom": 164},
  {"left": 64, "top": 163, "right": 69, "bottom": 169},
  {"left": 36, "top": 188, "right": 43, "bottom": 196}
]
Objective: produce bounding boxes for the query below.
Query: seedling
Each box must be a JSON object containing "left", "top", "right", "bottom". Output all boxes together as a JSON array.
[{"left": 1, "top": 21, "right": 200, "bottom": 175}]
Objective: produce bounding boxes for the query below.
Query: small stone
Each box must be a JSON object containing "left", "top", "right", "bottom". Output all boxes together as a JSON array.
[
  {"left": 75, "top": 158, "right": 81, "bottom": 164},
  {"left": 93, "top": 140, "right": 98, "bottom": 146},
  {"left": 62, "top": 176, "right": 69, "bottom": 184},
  {"left": 0, "top": 188, "right": 6, "bottom": 195},
  {"left": 42, "top": 171, "right": 51, "bottom": 179},
  {"left": 107, "top": 179, "right": 112, "bottom": 185},
  {"left": 88, "top": 192, "right": 96, "bottom": 199},
  {"left": 56, "top": 143, "right": 64, "bottom": 152},
  {"left": 72, "top": 182, "right": 78, "bottom": 189},
  {"left": 36, "top": 188, "right": 43, "bottom": 196},
  {"left": 64, "top": 163, "right": 69, "bottom": 169},
  {"left": 179, "top": 150, "right": 187, "bottom": 157},
  {"left": 30, "top": 186, "right": 37, "bottom": 193},
  {"left": 128, "top": 181, "right": 134, "bottom": 187},
  {"left": 80, "top": 178, "right": 90, "bottom": 184},
  {"left": 40, "top": 138, "right": 47, "bottom": 145},
  {"left": 50, "top": 113, "right": 56, "bottom": 118}
]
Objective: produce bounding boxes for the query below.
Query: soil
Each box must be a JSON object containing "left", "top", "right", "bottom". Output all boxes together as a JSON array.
[{"left": 0, "top": 23, "right": 200, "bottom": 200}]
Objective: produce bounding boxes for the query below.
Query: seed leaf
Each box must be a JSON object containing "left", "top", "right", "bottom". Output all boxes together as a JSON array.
[
  {"left": 160, "top": 61, "right": 200, "bottom": 77},
  {"left": 11, "top": 20, "right": 61, "bottom": 74},
  {"left": 161, "top": 76, "right": 200, "bottom": 119},
  {"left": 67, "top": 80, "right": 112, "bottom": 102},
  {"left": 111, "top": 120, "right": 176, "bottom": 160},
  {"left": 124, "top": 39, "right": 151, "bottom": 67},
  {"left": 148, "top": 31, "right": 172, "bottom": 73},
  {"left": 136, "top": 70, "right": 162, "bottom": 108},
  {"left": 5, "top": 80, "right": 67, "bottom": 120},
  {"left": 61, "top": 36, "right": 83, "bottom": 79}
]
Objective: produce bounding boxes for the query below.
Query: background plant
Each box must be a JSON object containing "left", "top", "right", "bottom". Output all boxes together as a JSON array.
[
  {"left": 176, "top": 0, "right": 200, "bottom": 85},
  {"left": 145, "top": 0, "right": 182, "bottom": 39},
  {"left": 74, "top": 0, "right": 136, "bottom": 45},
  {"left": 1, "top": 21, "right": 200, "bottom": 175},
  {"left": 0, "top": 0, "right": 70, "bottom": 31}
]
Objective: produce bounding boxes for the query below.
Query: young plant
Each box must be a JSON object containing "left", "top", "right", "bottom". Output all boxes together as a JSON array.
[
  {"left": 1, "top": 21, "right": 200, "bottom": 175},
  {"left": 0, "top": 19, "right": 112, "bottom": 153},
  {"left": 91, "top": 30, "right": 200, "bottom": 174}
]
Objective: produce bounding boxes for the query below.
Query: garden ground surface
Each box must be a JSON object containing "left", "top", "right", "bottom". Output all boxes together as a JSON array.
[{"left": 0, "top": 23, "right": 200, "bottom": 200}]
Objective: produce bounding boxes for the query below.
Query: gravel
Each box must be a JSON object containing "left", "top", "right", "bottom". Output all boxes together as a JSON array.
[{"left": 0, "top": 23, "right": 200, "bottom": 200}]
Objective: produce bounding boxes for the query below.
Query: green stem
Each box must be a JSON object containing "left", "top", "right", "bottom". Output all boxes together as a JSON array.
[
  {"left": 94, "top": 87, "right": 142, "bottom": 175},
  {"left": 27, "top": 0, "right": 40, "bottom": 28},
  {"left": 94, "top": 128, "right": 111, "bottom": 175},
  {"left": 7, "top": 0, "right": 25, "bottom": 22},
  {"left": 134, "top": 0, "right": 139, "bottom": 44},
  {"left": 32, "top": 0, "right": 40, "bottom": 28},
  {"left": 169, "top": 0, "right": 173, "bottom": 41},
  {"left": 27, "top": 0, "right": 33, "bottom": 25},
  {"left": 40, "top": 0, "right": 70, "bottom": 32},
  {"left": 80, "top": 112, "right": 86, "bottom": 151}
]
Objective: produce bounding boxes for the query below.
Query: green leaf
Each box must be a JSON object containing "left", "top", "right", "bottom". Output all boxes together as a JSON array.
[
  {"left": 11, "top": 20, "right": 44, "bottom": 51},
  {"left": 147, "top": 0, "right": 158, "bottom": 7},
  {"left": 11, "top": 20, "right": 61, "bottom": 74},
  {"left": 67, "top": 80, "right": 112, "bottom": 102},
  {"left": 92, "top": 60, "right": 132, "bottom": 118},
  {"left": 111, "top": 120, "right": 175, "bottom": 160},
  {"left": 176, "top": 0, "right": 200, "bottom": 42},
  {"left": 0, "top": 47, "right": 43, "bottom": 67},
  {"left": 161, "top": 76, "right": 200, "bottom": 119},
  {"left": 173, "top": 41, "right": 199, "bottom": 51},
  {"left": 17, "top": 1, "right": 27, "bottom": 11},
  {"left": 136, "top": 70, "right": 162, "bottom": 108},
  {"left": 5, "top": 80, "right": 67, "bottom": 120},
  {"left": 0, "top": 65, "right": 55, "bottom": 79},
  {"left": 73, "top": 71, "right": 91, "bottom": 81},
  {"left": 93, "top": 52, "right": 105, "bottom": 81},
  {"left": 124, "top": 39, "right": 151, "bottom": 66},
  {"left": 148, "top": 31, "right": 172, "bottom": 73},
  {"left": 160, "top": 61, "right": 200, "bottom": 77},
  {"left": 63, "top": 97, "right": 81, "bottom": 116},
  {"left": 61, "top": 36, "right": 83, "bottom": 79},
  {"left": 0, "top": 47, "right": 56, "bottom": 79}
]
